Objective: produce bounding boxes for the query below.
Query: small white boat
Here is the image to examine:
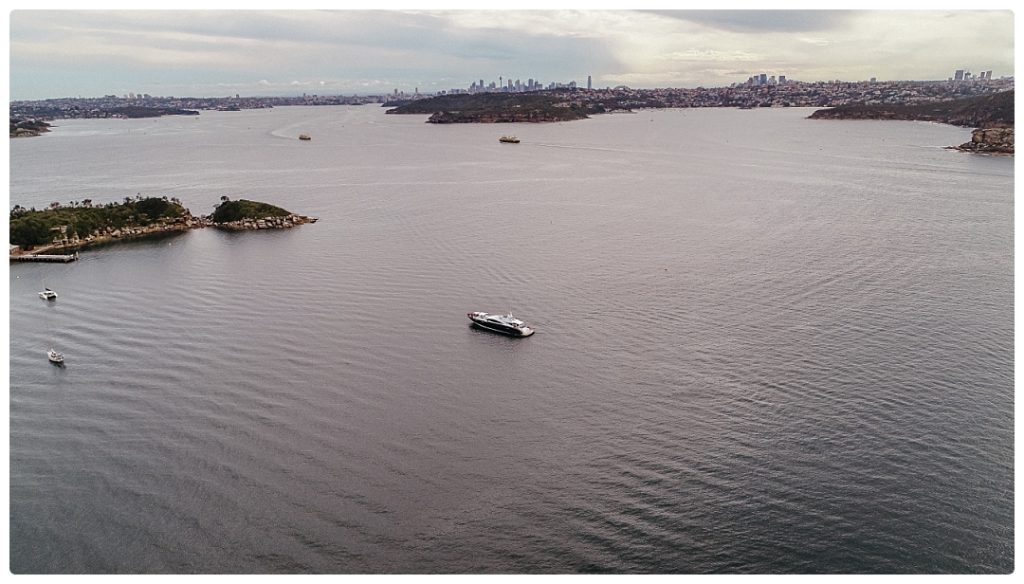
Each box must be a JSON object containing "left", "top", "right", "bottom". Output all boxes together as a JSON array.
[
  {"left": 47, "top": 348, "right": 64, "bottom": 364},
  {"left": 38, "top": 288, "right": 58, "bottom": 300}
]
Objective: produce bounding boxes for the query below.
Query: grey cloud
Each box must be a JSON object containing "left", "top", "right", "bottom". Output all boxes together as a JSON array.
[
  {"left": 13, "top": 10, "right": 617, "bottom": 75},
  {"left": 12, "top": 10, "right": 443, "bottom": 52}
]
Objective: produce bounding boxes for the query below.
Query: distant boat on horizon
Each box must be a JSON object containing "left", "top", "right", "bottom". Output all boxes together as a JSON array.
[
  {"left": 499, "top": 135, "right": 520, "bottom": 143},
  {"left": 298, "top": 133, "right": 312, "bottom": 141}
]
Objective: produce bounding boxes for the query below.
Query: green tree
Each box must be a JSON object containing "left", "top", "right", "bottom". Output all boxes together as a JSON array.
[{"left": 10, "top": 215, "right": 55, "bottom": 247}]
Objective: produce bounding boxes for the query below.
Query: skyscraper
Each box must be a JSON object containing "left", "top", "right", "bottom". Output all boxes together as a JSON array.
[{"left": 587, "top": 75, "right": 592, "bottom": 90}]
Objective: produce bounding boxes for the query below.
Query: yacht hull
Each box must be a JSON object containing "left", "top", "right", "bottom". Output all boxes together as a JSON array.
[{"left": 467, "top": 312, "right": 535, "bottom": 337}]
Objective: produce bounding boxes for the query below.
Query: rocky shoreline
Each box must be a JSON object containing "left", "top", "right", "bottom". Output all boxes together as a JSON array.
[
  {"left": 213, "top": 213, "right": 318, "bottom": 231},
  {"left": 953, "top": 127, "right": 1014, "bottom": 155},
  {"left": 10, "top": 119, "right": 52, "bottom": 138},
  {"left": 10, "top": 212, "right": 319, "bottom": 259}
]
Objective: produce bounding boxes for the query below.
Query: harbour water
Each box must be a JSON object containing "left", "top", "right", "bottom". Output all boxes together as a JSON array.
[{"left": 8, "top": 105, "right": 1014, "bottom": 573}]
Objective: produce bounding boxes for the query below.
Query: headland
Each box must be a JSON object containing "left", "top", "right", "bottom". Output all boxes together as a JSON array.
[{"left": 809, "top": 90, "right": 1014, "bottom": 154}]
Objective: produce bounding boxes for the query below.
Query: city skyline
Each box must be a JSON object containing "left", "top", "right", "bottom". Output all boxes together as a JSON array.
[{"left": 6, "top": 7, "right": 1016, "bottom": 101}]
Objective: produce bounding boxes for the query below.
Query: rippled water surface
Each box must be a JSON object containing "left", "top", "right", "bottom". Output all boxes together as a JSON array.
[{"left": 8, "top": 106, "right": 1014, "bottom": 573}]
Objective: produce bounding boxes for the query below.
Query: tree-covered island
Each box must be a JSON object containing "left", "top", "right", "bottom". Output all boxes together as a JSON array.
[
  {"left": 10, "top": 195, "right": 317, "bottom": 255},
  {"left": 210, "top": 197, "right": 317, "bottom": 231},
  {"left": 385, "top": 93, "right": 596, "bottom": 123}
]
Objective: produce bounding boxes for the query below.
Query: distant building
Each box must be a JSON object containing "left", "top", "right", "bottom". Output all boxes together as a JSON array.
[
  {"left": 587, "top": 75, "right": 592, "bottom": 90},
  {"left": 955, "top": 69, "right": 965, "bottom": 81}
]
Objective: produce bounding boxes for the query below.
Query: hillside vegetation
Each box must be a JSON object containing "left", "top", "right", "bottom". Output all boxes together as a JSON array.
[
  {"left": 211, "top": 199, "right": 291, "bottom": 223},
  {"left": 386, "top": 93, "right": 591, "bottom": 123},
  {"left": 10, "top": 196, "right": 187, "bottom": 247},
  {"left": 809, "top": 90, "right": 1014, "bottom": 128}
]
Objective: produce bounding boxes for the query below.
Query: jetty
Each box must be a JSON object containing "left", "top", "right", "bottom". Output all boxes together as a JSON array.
[{"left": 11, "top": 252, "right": 79, "bottom": 263}]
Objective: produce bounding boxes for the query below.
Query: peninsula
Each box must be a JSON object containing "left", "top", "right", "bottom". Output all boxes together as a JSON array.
[
  {"left": 808, "top": 89, "right": 1014, "bottom": 153},
  {"left": 9, "top": 196, "right": 317, "bottom": 257}
]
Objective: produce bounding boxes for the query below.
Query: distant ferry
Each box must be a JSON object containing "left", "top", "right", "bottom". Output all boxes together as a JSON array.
[
  {"left": 298, "top": 133, "right": 312, "bottom": 141},
  {"left": 499, "top": 135, "right": 520, "bottom": 143},
  {"left": 467, "top": 311, "right": 535, "bottom": 337},
  {"left": 38, "top": 288, "right": 57, "bottom": 300}
]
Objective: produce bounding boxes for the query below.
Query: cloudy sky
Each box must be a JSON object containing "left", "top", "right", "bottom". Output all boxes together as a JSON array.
[{"left": 6, "top": 6, "right": 1016, "bottom": 100}]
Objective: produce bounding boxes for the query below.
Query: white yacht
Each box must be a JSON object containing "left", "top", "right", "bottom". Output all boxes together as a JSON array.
[
  {"left": 467, "top": 311, "right": 535, "bottom": 337},
  {"left": 38, "top": 288, "right": 58, "bottom": 300},
  {"left": 47, "top": 348, "right": 64, "bottom": 364}
]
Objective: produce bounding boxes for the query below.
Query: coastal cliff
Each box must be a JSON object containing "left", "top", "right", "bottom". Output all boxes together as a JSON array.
[{"left": 955, "top": 127, "right": 1014, "bottom": 155}]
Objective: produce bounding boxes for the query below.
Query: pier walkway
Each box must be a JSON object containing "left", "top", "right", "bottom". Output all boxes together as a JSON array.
[{"left": 10, "top": 252, "right": 79, "bottom": 263}]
